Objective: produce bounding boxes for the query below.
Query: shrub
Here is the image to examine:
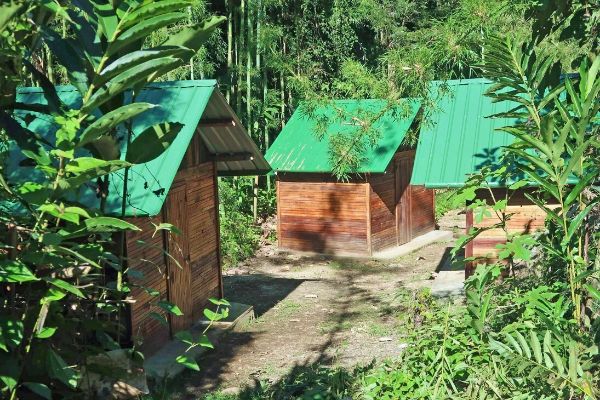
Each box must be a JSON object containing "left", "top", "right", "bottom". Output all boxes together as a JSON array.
[{"left": 218, "top": 179, "right": 261, "bottom": 269}]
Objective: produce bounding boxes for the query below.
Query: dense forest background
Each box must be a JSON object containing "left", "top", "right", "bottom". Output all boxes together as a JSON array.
[
  {"left": 38, "top": 0, "right": 595, "bottom": 155},
  {"left": 32, "top": 0, "right": 598, "bottom": 267},
  {"left": 145, "top": 0, "right": 593, "bottom": 153}
]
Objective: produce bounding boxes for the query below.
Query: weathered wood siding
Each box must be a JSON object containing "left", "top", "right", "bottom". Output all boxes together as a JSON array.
[
  {"left": 126, "top": 215, "right": 170, "bottom": 355},
  {"left": 276, "top": 150, "right": 435, "bottom": 256},
  {"left": 409, "top": 185, "right": 435, "bottom": 238},
  {"left": 277, "top": 174, "right": 369, "bottom": 255},
  {"left": 369, "top": 167, "right": 396, "bottom": 251},
  {"left": 174, "top": 162, "right": 221, "bottom": 322},
  {"left": 466, "top": 189, "right": 549, "bottom": 269},
  {"left": 127, "top": 131, "right": 221, "bottom": 355}
]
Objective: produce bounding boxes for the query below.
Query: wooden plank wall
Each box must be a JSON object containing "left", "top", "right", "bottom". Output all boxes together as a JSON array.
[
  {"left": 126, "top": 215, "right": 170, "bottom": 355},
  {"left": 466, "top": 188, "right": 549, "bottom": 266},
  {"left": 277, "top": 174, "right": 369, "bottom": 255},
  {"left": 174, "top": 162, "right": 221, "bottom": 322},
  {"left": 126, "top": 131, "right": 221, "bottom": 355},
  {"left": 410, "top": 185, "right": 435, "bottom": 238},
  {"left": 369, "top": 166, "right": 397, "bottom": 252},
  {"left": 369, "top": 150, "right": 435, "bottom": 251}
]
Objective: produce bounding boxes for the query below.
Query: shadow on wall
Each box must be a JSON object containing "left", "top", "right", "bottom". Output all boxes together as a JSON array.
[{"left": 292, "top": 189, "right": 343, "bottom": 255}]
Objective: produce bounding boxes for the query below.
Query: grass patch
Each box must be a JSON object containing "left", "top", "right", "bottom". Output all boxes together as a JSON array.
[
  {"left": 318, "top": 319, "right": 353, "bottom": 334},
  {"left": 274, "top": 300, "right": 303, "bottom": 318},
  {"left": 366, "top": 322, "right": 394, "bottom": 337}
]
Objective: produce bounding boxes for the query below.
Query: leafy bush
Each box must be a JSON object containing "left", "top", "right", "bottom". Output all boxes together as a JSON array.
[
  {"left": 0, "top": 2, "right": 226, "bottom": 397},
  {"left": 434, "top": 189, "right": 460, "bottom": 221},
  {"left": 219, "top": 179, "right": 261, "bottom": 269}
]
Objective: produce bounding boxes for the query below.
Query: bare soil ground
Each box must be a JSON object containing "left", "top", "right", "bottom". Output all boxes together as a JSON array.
[{"left": 171, "top": 234, "right": 455, "bottom": 398}]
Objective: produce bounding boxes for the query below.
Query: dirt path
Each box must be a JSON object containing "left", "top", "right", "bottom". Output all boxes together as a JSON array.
[{"left": 174, "top": 237, "right": 454, "bottom": 397}]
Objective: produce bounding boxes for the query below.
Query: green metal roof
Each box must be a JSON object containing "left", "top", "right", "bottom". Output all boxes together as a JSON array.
[
  {"left": 411, "top": 79, "right": 518, "bottom": 188},
  {"left": 265, "top": 99, "right": 421, "bottom": 173},
  {"left": 6, "top": 80, "right": 270, "bottom": 217}
]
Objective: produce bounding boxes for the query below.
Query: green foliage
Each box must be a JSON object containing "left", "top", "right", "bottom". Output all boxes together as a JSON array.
[
  {"left": 218, "top": 178, "right": 261, "bottom": 269},
  {"left": 0, "top": 1, "right": 225, "bottom": 398},
  {"left": 434, "top": 189, "right": 460, "bottom": 221}
]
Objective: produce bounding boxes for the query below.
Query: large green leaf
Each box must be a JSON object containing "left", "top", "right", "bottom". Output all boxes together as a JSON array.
[
  {"left": 107, "top": 12, "right": 187, "bottom": 56},
  {"left": 0, "top": 260, "right": 39, "bottom": 283},
  {"left": 69, "top": 9, "right": 102, "bottom": 71},
  {"left": 82, "top": 57, "right": 183, "bottom": 113},
  {"left": 21, "top": 382, "right": 51, "bottom": 399},
  {"left": 0, "top": 111, "right": 50, "bottom": 160},
  {"left": 564, "top": 172, "right": 597, "bottom": 207},
  {"left": 563, "top": 199, "right": 600, "bottom": 245},
  {"left": 43, "top": 278, "right": 85, "bottom": 298},
  {"left": 560, "top": 139, "right": 592, "bottom": 185},
  {"left": 23, "top": 60, "right": 63, "bottom": 113},
  {"left": 158, "top": 300, "right": 183, "bottom": 316},
  {"left": 78, "top": 102, "right": 156, "bottom": 146},
  {"left": 175, "top": 355, "right": 200, "bottom": 371},
  {"left": 59, "top": 159, "right": 130, "bottom": 189},
  {"left": 42, "top": 30, "right": 89, "bottom": 96},
  {"left": 46, "top": 348, "right": 78, "bottom": 388},
  {"left": 125, "top": 122, "right": 183, "bottom": 164},
  {"left": 84, "top": 216, "right": 141, "bottom": 232},
  {"left": 0, "top": 317, "right": 24, "bottom": 351},
  {"left": 121, "top": 0, "right": 193, "bottom": 29},
  {"left": 0, "top": 1, "right": 24, "bottom": 32},
  {"left": 91, "top": 0, "right": 118, "bottom": 40},
  {"left": 96, "top": 48, "right": 192, "bottom": 88},
  {"left": 85, "top": 135, "right": 121, "bottom": 160},
  {"left": 162, "top": 15, "right": 226, "bottom": 54}
]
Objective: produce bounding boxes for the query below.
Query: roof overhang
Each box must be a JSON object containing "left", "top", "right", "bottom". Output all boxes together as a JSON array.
[{"left": 199, "top": 90, "right": 271, "bottom": 176}]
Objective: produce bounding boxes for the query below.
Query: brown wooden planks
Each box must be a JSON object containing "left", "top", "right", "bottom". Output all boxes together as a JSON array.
[
  {"left": 369, "top": 169, "right": 396, "bottom": 251},
  {"left": 467, "top": 189, "right": 551, "bottom": 269},
  {"left": 126, "top": 216, "right": 170, "bottom": 355},
  {"left": 410, "top": 185, "right": 435, "bottom": 239},
  {"left": 126, "top": 135, "right": 222, "bottom": 355},
  {"left": 165, "top": 184, "right": 194, "bottom": 334},
  {"left": 277, "top": 176, "right": 369, "bottom": 255}
]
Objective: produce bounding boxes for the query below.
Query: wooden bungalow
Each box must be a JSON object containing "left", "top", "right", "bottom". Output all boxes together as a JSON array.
[
  {"left": 265, "top": 100, "right": 436, "bottom": 257},
  {"left": 411, "top": 78, "right": 550, "bottom": 275},
  {"left": 10, "top": 81, "right": 270, "bottom": 354}
]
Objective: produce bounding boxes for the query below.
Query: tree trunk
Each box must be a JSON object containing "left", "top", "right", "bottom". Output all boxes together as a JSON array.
[
  {"left": 227, "top": 1, "right": 233, "bottom": 103},
  {"left": 246, "top": 0, "right": 252, "bottom": 137},
  {"left": 236, "top": 0, "right": 245, "bottom": 115}
]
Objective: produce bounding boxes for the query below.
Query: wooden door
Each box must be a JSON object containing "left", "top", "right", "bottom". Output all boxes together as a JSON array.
[
  {"left": 165, "top": 184, "right": 194, "bottom": 334},
  {"left": 395, "top": 158, "right": 412, "bottom": 245}
]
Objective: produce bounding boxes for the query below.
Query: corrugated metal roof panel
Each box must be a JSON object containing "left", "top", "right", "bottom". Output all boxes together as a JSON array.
[
  {"left": 411, "top": 79, "right": 517, "bottom": 188},
  {"left": 7, "top": 80, "right": 269, "bottom": 217},
  {"left": 265, "top": 99, "right": 421, "bottom": 173},
  {"left": 200, "top": 90, "right": 271, "bottom": 175}
]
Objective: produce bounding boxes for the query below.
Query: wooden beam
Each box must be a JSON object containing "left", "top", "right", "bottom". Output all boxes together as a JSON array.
[
  {"left": 206, "top": 152, "right": 253, "bottom": 162},
  {"left": 197, "top": 119, "right": 236, "bottom": 128}
]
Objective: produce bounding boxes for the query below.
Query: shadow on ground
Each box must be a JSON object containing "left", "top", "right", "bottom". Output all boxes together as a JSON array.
[
  {"left": 224, "top": 274, "right": 310, "bottom": 317},
  {"left": 159, "top": 261, "right": 420, "bottom": 399}
]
